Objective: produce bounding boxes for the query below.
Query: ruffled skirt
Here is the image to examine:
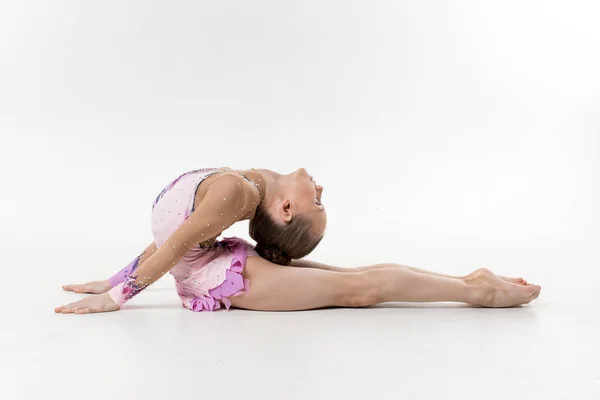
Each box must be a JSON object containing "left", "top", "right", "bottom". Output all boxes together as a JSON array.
[{"left": 171, "top": 236, "right": 258, "bottom": 312}]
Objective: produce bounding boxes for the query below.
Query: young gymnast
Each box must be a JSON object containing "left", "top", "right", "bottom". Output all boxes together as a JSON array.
[{"left": 55, "top": 167, "right": 541, "bottom": 314}]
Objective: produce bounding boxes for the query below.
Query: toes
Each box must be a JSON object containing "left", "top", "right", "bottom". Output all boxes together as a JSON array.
[
  {"left": 526, "top": 285, "right": 541, "bottom": 301},
  {"left": 513, "top": 277, "right": 527, "bottom": 286},
  {"left": 498, "top": 276, "right": 530, "bottom": 286},
  {"left": 499, "top": 276, "right": 525, "bottom": 285},
  {"left": 527, "top": 285, "right": 537, "bottom": 294},
  {"left": 529, "top": 289, "right": 539, "bottom": 302},
  {"left": 514, "top": 284, "right": 538, "bottom": 305}
]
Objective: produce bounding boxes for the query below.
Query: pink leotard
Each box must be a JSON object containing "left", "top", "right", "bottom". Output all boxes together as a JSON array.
[{"left": 107, "top": 167, "right": 264, "bottom": 311}]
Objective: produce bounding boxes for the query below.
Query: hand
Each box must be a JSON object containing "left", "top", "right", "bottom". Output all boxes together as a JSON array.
[
  {"left": 54, "top": 292, "right": 120, "bottom": 314},
  {"left": 62, "top": 280, "right": 112, "bottom": 294}
]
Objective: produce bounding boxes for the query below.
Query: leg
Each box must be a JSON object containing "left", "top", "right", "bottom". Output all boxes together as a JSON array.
[
  {"left": 355, "top": 263, "right": 465, "bottom": 279},
  {"left": 291, "top": 259, "right": 528, "bottom": 285},
  {"left": 230, "top": 257, "right": 541, "bottom": 311},
  {"left": 292, "top": 259, "right": 464, "bottom": 278},
  {"left": 362, "top": 264, "right": 528, "bottom": 285}
]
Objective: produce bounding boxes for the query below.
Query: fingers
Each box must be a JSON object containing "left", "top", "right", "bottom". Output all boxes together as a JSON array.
[
  {"left": 55, "top": 293, "right": 120, "bottom": 314},
  {"left": 62, "top": 281, "right": 111, "bottom": 294},
  {"left": 54, "top": 304, "right": 76, "bottom": 313},
  {"left": 54, "top": 306, "right": 75, "bottom": 313},
  {"left": 54, "top": 298, "right": 89, "bottom": 314},
  {"left": 62, "top": 284, "right": 88, "bottom": 293},
  {"left": 61, "top": 300, "right": 83, "bottom": 309}
]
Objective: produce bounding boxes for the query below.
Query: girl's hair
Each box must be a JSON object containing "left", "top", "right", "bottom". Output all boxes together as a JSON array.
[{"left": 249, "top": 202, "right": 324, "bottom": 266}]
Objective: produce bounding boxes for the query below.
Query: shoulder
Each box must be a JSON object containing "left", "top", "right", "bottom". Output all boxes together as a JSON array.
[
  {"left": 205, "top": 172, "right": 246, "bottom": 199},
  {"left": 204, "top": 172, "right": 263, "bottom": 206},
  {"left": 195, "top": 171, "right": 262, "bottom": 218}
]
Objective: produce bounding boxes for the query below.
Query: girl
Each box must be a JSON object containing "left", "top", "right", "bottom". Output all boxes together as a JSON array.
[{"left": 55, "top": 167, "right": 541, "bottom": 314}]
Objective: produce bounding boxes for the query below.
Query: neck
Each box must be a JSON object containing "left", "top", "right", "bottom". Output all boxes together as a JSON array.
[
  {"left": 230, "top": 168, "right": 276, "bottom": 219},
  {"left": 253, "top": 168, "right": 282, "bottom": 211},
  {"left": 254, "top": 168, "right": 280, "bottom": 180}
]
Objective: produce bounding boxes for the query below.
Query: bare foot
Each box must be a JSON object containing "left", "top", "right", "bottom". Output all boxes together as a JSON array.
[
  {"left": 62, "top": 280, "right": 112, "bottom": 294},
  {"left": 466, "top": 269, "right": 527, "bottom": 286},
  {"left": 465, "top": 268, "right": 541, "bottom": 307},
  {"left": 499, "top": 276, "right": 528, "bottom": 286}
]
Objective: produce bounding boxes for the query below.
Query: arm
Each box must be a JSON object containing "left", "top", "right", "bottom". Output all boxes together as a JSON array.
[
  {"left": 55, "top": 173, "right": 256, "bottom": 314},
  {"left": 107, "top": 174, "right": 249, "bottom": 307},
  {"left": 107, "top": 241, "right": 158, "bottom": 287},
  {"left": 61, "top": 242, "right": 159, "bottom": 294}
]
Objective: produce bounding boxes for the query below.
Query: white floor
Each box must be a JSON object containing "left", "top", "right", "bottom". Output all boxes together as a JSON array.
[
  {"left": 3, "top": 1, "right": 600, "bottom": 398},
  {"left": 2, "top": 248, "right": 598, "bottom": 400}
]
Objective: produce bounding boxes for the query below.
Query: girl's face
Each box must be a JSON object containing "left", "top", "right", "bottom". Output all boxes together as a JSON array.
[{"left": 283, "top": 168, "right": 327, "bottom": 235}]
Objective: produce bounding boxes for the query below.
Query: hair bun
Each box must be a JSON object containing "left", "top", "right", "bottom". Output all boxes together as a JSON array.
[{"left": 255, "top": 243, "right": 292, "bottom": 266}]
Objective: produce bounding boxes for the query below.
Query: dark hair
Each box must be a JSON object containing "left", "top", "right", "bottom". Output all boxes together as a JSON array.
[{"left": 249, "top": 202, "right": 324, "bottom": 266}]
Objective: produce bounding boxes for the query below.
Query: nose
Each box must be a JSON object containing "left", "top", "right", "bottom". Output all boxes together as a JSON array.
[{"left": 296, "top": 168, "right": 310, "bottom": 178}]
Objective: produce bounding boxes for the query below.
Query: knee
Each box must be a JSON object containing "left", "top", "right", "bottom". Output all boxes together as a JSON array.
[{"left": 336, "top": 271, "right": 381, "bottom": 308}]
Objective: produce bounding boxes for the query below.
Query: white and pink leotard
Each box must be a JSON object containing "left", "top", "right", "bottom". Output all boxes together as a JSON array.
[{"left": 107, "top": 167, "right": 263, "bottom": 312}]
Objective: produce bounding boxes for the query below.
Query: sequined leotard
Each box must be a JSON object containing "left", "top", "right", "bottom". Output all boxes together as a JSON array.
[{"left": 107, "top": 167, "right": 266, "bottom": 312}]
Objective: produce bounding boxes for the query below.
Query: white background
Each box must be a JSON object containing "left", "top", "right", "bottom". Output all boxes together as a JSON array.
[{"left": 1, "top": 1, "right": 598, "bottom": 399}]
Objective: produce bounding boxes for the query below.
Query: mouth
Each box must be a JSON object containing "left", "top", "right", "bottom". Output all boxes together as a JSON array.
[{"left": 310, "top": 175, "right": 321, "bottom": 191}]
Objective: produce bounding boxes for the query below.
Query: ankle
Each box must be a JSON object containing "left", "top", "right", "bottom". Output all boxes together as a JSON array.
[
  {"left": 472, "top": 285, "right": 496, "bottom": 306},
  {"left": 461, "top": 278, "right": 494, "bottom": 306}
]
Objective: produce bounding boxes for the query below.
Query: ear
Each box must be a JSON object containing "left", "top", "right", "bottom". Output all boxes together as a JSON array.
[{"left": 280, "top": 199, "right": 293, "bottom": 223}]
